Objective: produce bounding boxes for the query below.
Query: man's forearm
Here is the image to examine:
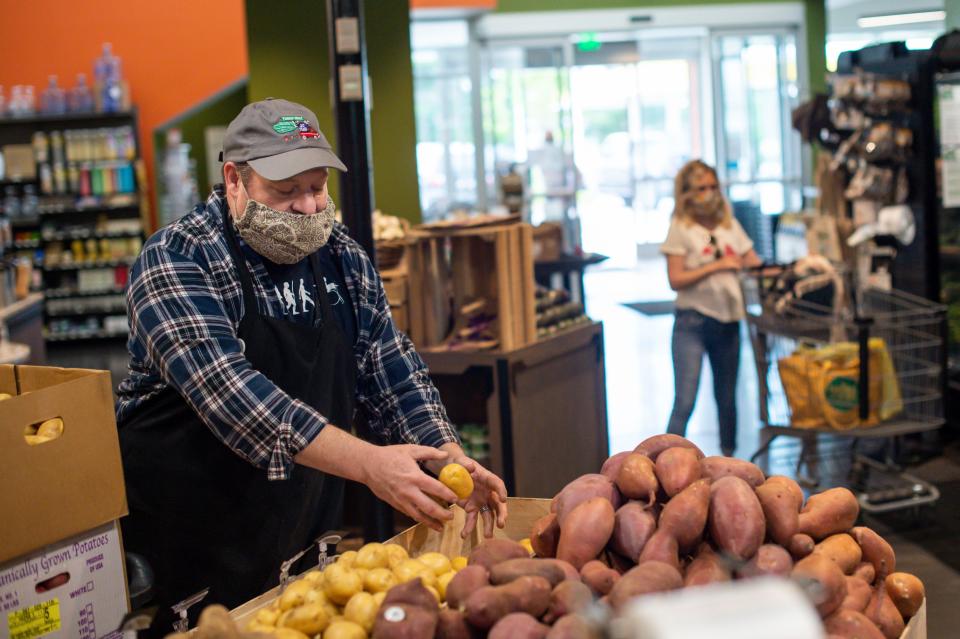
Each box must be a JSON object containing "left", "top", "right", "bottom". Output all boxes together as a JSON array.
[{"left": 293, "top": 424, "right": 378, "bottom": 483}]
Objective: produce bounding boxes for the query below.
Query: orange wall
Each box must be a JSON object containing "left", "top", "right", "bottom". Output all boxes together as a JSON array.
[{"left": 0, "top": 0, "right": 249, "bottom": 228}]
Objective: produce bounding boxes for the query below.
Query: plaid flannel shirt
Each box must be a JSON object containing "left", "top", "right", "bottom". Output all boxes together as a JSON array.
[{"left": 116, "top": 188, "right": 458, "bottom": 480}]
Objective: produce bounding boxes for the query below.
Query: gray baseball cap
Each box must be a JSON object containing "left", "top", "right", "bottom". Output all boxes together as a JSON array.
[{"left": 221, "top": 98, "right": 347, "bottom": 180}]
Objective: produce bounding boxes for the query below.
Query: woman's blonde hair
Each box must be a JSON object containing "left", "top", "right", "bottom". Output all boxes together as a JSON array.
[{"left": 673, "top": 159, "right": 732, "bottom": 228}]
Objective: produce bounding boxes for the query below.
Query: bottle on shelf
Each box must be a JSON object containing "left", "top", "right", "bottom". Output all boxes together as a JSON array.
[
  {"left": 68, "top": 73, "right": 94, "bottom": 113},
  {"left": 94, "top": 43, "right": 123, "bottom": 113},
  {"left": 40, "top": 75, "right": 67, "bottom": 115}
]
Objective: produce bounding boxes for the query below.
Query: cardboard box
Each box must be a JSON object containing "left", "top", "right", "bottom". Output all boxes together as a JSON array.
[
  {"left": 231, "top": 497, "right": 925, "bottom": 638},
  {"left": 0, "top": 365, "right": 129, "bottom": 638}
]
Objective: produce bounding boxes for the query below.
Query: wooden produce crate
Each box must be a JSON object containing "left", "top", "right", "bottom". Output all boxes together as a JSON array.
[
  {"left": 532, "top": 221, "right": 564, "bottom": 262},
  {"left": 381, "top": 268, "right": 409, "bottom": 334},
  {"left": 406, "top": 220, "right": 537, "bottom": 352}
]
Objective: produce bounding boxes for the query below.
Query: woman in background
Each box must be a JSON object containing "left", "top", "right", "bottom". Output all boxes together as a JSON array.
[{"left": 661, "top": 160, "right": 762, "bottom": 456}]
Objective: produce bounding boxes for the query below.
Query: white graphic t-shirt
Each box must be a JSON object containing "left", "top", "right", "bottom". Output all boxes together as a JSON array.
[{"left": 660, "top": 217, "right": 754, "bottom": 323}]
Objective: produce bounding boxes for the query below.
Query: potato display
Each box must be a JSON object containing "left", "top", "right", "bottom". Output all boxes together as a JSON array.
[{"left": 172, "top": 435, "right": 924, "bottom": 639}]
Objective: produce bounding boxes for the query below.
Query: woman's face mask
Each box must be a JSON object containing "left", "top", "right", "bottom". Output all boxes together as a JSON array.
[{"left": 232, "top": 180, "right": 335, "bottom": 264}]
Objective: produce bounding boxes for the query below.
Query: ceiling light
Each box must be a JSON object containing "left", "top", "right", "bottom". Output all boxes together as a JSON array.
[{"left": 857, "top": 10, "right": 945, "bottom": 29}]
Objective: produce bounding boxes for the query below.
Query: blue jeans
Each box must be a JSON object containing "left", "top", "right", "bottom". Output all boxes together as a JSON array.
[{"left": 666, "top": 309, "right": 741, "bottom": 454}]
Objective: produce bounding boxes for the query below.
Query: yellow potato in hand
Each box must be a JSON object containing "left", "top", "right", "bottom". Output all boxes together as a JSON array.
[
  {"left": 417, "top": 552, "right": 452, "bottom": 577},
  {"left": 438, "top": 463, "right": 474, "bottom": 500}
]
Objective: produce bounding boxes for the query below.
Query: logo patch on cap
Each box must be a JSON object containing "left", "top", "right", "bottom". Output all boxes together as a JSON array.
[{"left": 273, "top": 115, "right": 321, "bottom": 140}]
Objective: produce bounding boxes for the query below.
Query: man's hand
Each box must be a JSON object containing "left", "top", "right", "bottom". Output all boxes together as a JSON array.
[
  {"left": 430, "top": 443, "right": 508, "bottom": 539},
  {"left": 359, "top": 444, "right": 459, "bottom": 532}
]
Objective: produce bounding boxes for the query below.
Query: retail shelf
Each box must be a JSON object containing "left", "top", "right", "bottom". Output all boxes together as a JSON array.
[
  {"left": 12, "top": 240, "right": 41, "bottom": 249},
  {"left": 46, "top": 304, "right": 127, "bottom": 318},
  {"left": 39, "top": 203, "right": 139, "bottom": 216},
  {"left": 42, "top": 229, "right": 142, "bottom": 242},
  {"left": 45, "top": 329, "right": 129, "bottom": 342},
  {"left": 9, "top": 217, "right": 41, "bottom": 228},
  {"left": 0, "top": 110, "right": 136, "bottom": 126},
  {"left": 43, "top": 257, "right": 135, "bottom": 271},
  {"left": 45, "top": 286, "right": 127, "bottom": 299}
]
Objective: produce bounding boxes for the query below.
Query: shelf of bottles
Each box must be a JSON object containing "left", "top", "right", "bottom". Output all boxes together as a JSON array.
[{"left": 0, "top": 45, "right": 143, "bottom": 341}]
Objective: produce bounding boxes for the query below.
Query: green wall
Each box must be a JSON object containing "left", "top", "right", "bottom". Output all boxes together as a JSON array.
[
  {"left": 153, "top": 79, "right": 248, "bottom": 202},
  {"left": 245, "top": 0, "right": 422, "bottom": 224}
]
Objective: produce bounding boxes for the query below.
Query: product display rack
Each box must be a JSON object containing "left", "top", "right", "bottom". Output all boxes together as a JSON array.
[{"left": 0, "top": 110, "right": 144, "bottom": 342}]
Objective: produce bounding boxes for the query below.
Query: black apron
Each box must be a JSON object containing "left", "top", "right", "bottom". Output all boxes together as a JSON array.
[{"left": 119, "top": 209, "right": 356, "bottom": 634}]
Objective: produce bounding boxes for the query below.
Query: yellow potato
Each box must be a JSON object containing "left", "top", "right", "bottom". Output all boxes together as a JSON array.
[
  {"left": 437, "top": 571, "right": 455, "bottom": 601},
  {"left": 417, "top": 552, "right": 452, "bottom": 577},
  {"left": 451, "top": 556, "right": 468, "bottom": 571},
  {"left": 393, "top": 559, "right": 436, "bottom": 588},
  {"left": 355, "top": 543, "right": 388, "bottom": 570},
  {"left": 363, "top": 567, "right": 397, "bottom": 594},
  {"left": 519, "top": 538, "right": 534, "bottom": 555},
  {"left": 24, "top": 434, "right": 53, "bottom": 446},
  {"left": 438, "top": 463, "right": 474, "bottom": 500},
  {"left": 0, "top": 393, "right": 12, "bottom": 401},
  {"left": 372, "top": 592, "right": 386, "bottom": 608},
  {"left": 323, "top": 619, "right": 367, "bottom": 639},
  {"left": 36, "top": 418, "right": 64, "bottom": 439},
  {"left": 273, "top": 628, "right": 310, "bottom": 639},
  {"left": 245, "top": 620, "right": 275, "bottom": 633},
  {"left": 343, "top": 592, "right": 377, "bottom": 632},
  {"left": 426, "top": 585, "right": 441, "bottom": 603},
  {"left": 279, "top": 602, "right": 330, "bottom": 635},
  {"left": 324, "top": 565, "right": 363, "bottom": 605},
  {"left": 302, "top": 569, "right": 325, "bottom": 586},
  {"left": 252, "top": 606, "right": 281, "bottom": 626},
  {"left": 279, "top": 579, "right": 314, "bottom": 611},
  {"left": 336, "top": 550, "right": 358, "bottom": 569},
  {"left": 383, "top": 544, "right": 409, "bottom": 569}
]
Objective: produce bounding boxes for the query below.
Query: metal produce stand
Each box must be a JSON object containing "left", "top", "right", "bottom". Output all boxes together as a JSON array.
[{"left": 742, "top": 268, "right": 946, "bottom": 513}]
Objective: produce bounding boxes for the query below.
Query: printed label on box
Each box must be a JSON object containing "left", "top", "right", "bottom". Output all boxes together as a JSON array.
[{"left": 6, "top": 599, "right": 60, "bottom": 639}]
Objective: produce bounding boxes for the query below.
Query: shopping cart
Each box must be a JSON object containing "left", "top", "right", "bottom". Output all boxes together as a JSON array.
[{"left": 741, "top": 265, "right": 946, "bottom": 513}]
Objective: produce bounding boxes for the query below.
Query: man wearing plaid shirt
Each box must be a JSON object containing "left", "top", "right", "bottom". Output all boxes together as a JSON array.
[{"left": 115, "top": 98, "right": 506, "bottom": 622}]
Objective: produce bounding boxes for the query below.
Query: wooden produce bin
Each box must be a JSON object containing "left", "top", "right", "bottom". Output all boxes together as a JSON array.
[
  {"left": 406, "top": 220, "right": 537, "bottom": 352},
  {"left": 422, "top": 321, "right": 608, "bottom": 499},
  {"left": 381, "top": 268, "right": 409, "bottom": 334}
]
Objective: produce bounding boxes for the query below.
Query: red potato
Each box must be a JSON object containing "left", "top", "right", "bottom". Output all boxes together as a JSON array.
[
  {"left": 580, "top": 560, "right": 620, "bottom": 596},
  {"left": 658, "top": 478, "right": 711, "bottom": 551},
  {"left": 683, "top": 544, "right": 731, "bottom": 588},
  {"left": 840, "top": 576, "right": 872, "bottom": 612},
  {"left": 797, "top": 487, "right": 859, "bottom": 541},
  {"left": 490, "top": 558, "right": 567, "bottom": 587},
  {"left": 555, "top": 560, "right": 582, "bottom": 582},
  {"left": 850, "top": 527, "right": 896, "bottom": 582},
  {"left": 463, "top": 576, "right": 552, "bottom": 629},
  {"left": 655, "top": 447, "right": 702, "bottom": 497},
  {"left": 633, "top": 434, "right": 705, "bottom": 461},
  {"left": 792, "top": 553, "right": 848, "bottom": 617},
  {"left": 708, "top": 476, "right": 766, "bottom": 561},
  {"left": 699, "top": 456, "right": 765, "bottom": 487},
  {"left": 788, "top": 533, "right": 816, "bottom": 560},
  {"left": 756, "top": 477, "right": 803, "bottom": 546},
  {"left": 445, "top": 565, "right": 491, "bottom": 610},
  {"left": 601, "top": 451, "right": 632, "bottom": 480},
  {"left": 814, "top": 534, "right": 863, "bottom": 575},
  {"left": 531, "top": 513, "right": 560, "bottom": 558},
  {"left": 615, "top": 454, "right": 659, "bottom": 503},
  {"left": 468, "top": 538, "right": 529, "bottom": 571},
  {"left": 865, "top": 585, "right": 905, "bottom": 639},
  {"left": 543, "top": 580, "right": 594, "bottom": 624},
  {"left": 434, "top": 609, "right": 474, "bottom": 639},
  {"left": 610, "top": 502, "right": 656, "bottom": 561},
  {"left": 637, "top": 529, "right": 680, "bottom": 571},
  {"left": 546, "top": 614, "right": 599, "bottom": 639},
  {"left": 553, "top": 474, "right": 622, "bottom": 525},
  {"left": 557, "top": 497, "right": 616, "bottom": 570},
  {"left": 824, "top": 609, "right": 886, "bottom": 639},
  {"left": 737, "top": 544, "right": 793, "bottom": 578},
  {"left": 488, "top": 612, "right": 549, "bottom": 639},
  {"left": 884, "top": 572, "right": 924, "bottom": 619},
  {"left": 608, "top": 561, "right": 683, "bottom": 611},
  {"left": 854, "top": 562, "right": 877, "bottom": 585}
]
